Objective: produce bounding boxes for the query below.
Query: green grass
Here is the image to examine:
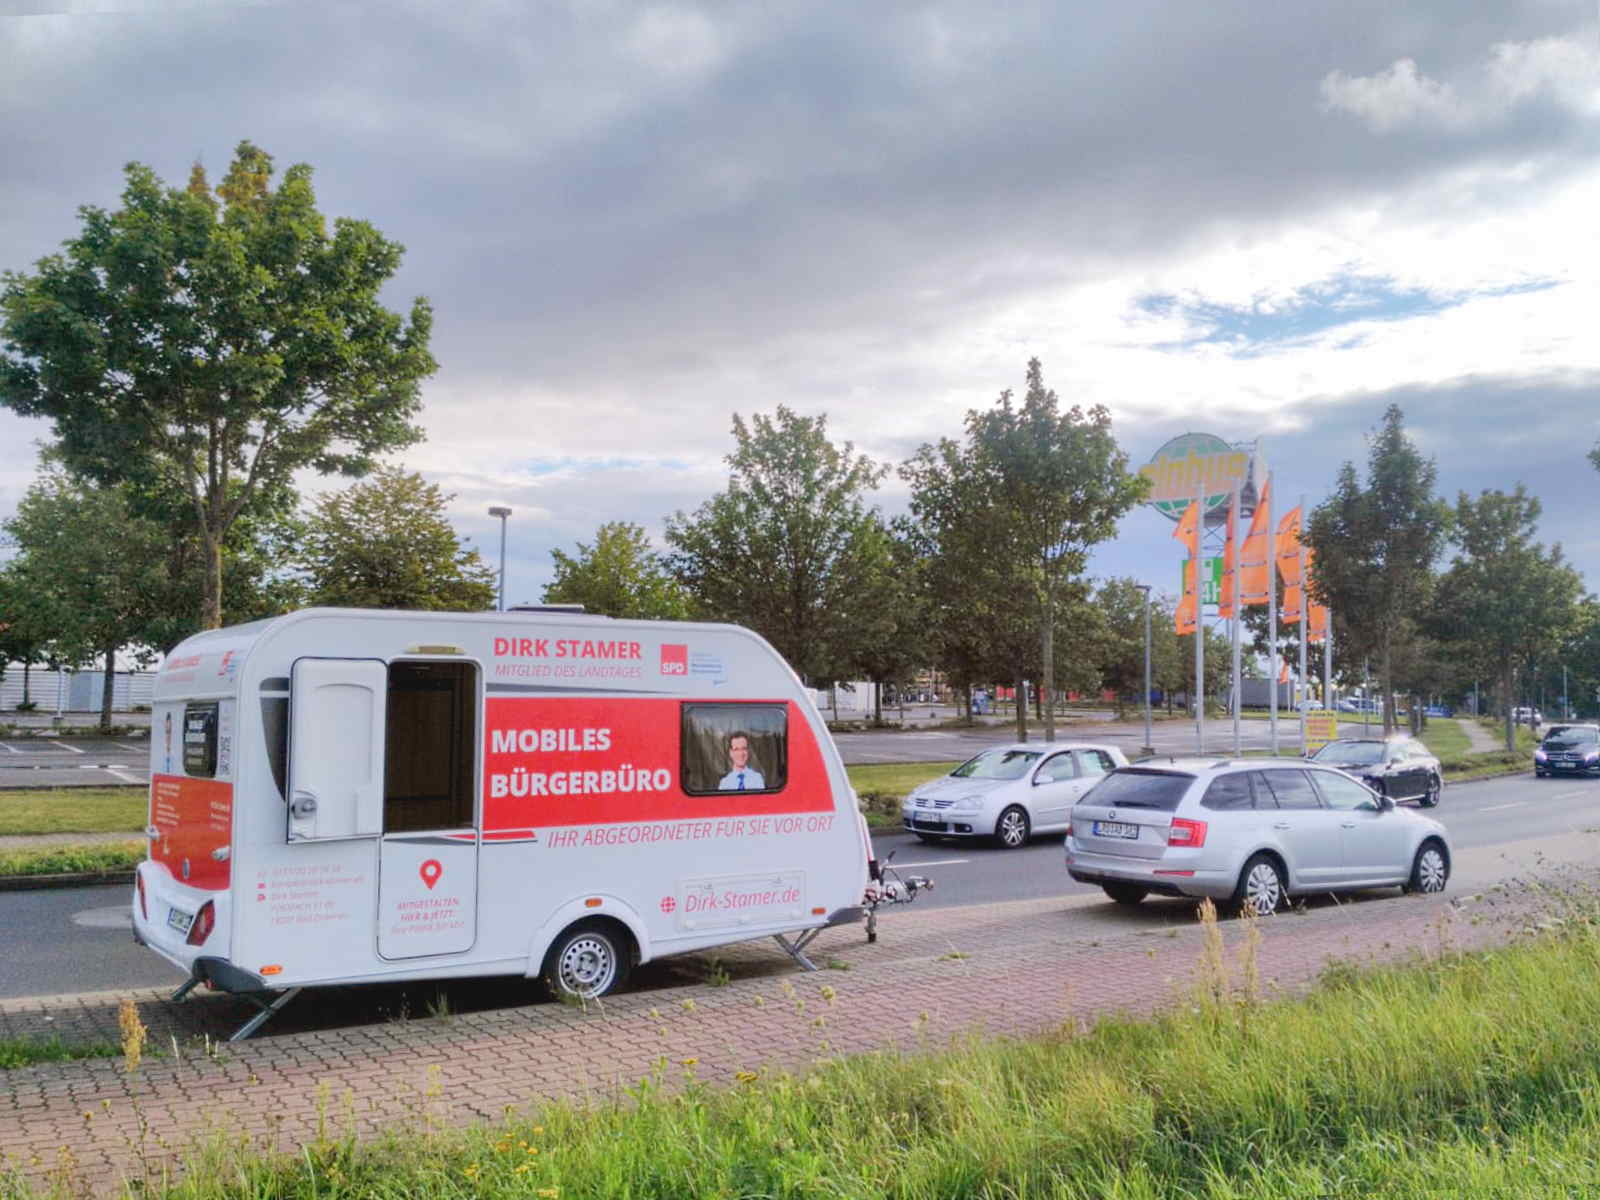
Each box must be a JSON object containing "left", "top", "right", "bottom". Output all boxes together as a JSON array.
[
  {"left": 846, "top": 761, "right": 960, "bottom": 828},
  {"left": 0, "top": 841, "right": 143, "bottom": 877},
  {"left": 0, "top": 786, "right": 145, "bottom": 836},
  {"left": 0, "top": 1035, "right": 117, "bottom": 1070},
  {"left": 26, "top": 899, "right": 1600, "bottom": 1198}
]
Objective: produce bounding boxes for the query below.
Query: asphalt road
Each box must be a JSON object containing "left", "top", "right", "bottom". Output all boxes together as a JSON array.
[
  {"left": 1, "top": 767, "right": 1587, "bottom": 1002},
  {"left": 1, "top": 714, "right": 1335, "bottom": 787}
]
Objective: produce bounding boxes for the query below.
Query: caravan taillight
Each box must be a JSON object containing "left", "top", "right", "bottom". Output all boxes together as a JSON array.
[
  {"left": 186, "top": 900, "right": 216, "bottom": 946},
  {"left": 135, "top": 872, "right": 147, "bottom": 920}
]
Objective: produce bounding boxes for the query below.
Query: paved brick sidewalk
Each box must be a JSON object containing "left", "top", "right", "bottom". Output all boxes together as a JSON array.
[{"left": 0, "top": 870, "right": 1561, "bottom": 1195}]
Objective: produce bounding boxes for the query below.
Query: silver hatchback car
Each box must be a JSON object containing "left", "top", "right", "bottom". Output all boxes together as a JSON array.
[{"left": 1066, "top": 758, "right": 1451, "bottom": 915}]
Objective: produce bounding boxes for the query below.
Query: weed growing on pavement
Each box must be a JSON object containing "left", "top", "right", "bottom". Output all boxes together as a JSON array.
[
  {"left": 117, "top": 998, "right": 147, "bottom": 1075},
  {"left": 0, "top": 1036, "right": 117, "bottom": 1070}
]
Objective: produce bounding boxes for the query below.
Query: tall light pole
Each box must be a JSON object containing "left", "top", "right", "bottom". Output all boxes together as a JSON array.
[
  {"left": 1136, "top": 584, "right": 1153, "bottom": 757},
  {"left": 488, "top": 506, "right": 512, "bottom": 611}
]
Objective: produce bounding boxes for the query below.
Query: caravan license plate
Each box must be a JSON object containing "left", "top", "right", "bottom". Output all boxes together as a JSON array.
[
  {"left": 166, "top": 907, "right": 193, "bottom": 934},
  {"left": 1093, "top": 820, "right": 1139, "bottom": 840}
]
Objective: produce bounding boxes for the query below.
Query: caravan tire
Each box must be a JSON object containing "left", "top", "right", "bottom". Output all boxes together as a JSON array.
[{"left": 542, "top": 920, "right": 631, "bottom": 1002}]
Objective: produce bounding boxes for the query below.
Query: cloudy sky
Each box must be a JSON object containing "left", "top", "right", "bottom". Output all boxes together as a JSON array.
[{"left": 3, "top": 0, "right": 1598, "bottom": 609}]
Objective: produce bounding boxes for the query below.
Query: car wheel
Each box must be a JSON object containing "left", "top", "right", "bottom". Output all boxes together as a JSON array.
[
  {"left": 1102, "top": 882, "right": 1148, "bottom": 906},
  {"left": 1419, "top": 773, "right": 1441, "bottom": 808},
  {"left": 542, "top": 920, "right": 630, "bottom": 1001},
  {"left": 994, "top": 805, "right": 1031, "bottom": 849},
  {"left": 1403, "top": 840, "right": 1450, "bottom": 895},
  {"left": 1231, "top": 853, "right": 1286, "bottom": 917}
]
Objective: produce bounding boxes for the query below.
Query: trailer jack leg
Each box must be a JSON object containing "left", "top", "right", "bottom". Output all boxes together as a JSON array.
[
  {"left": 170, "top": 978, "right": 202, "bottom": 1003},
  {"left": 227, "top": 987, "right": 303, "bottom": 1043},
  {"left": 772, "top": 930, "right": 824, "bottom": 972}
]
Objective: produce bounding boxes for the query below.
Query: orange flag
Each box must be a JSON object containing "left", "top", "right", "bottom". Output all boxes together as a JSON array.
[
  {"left": 1238, "top": 481, "right": 1272, "bottom": 605},
  {"left": 1308, "top": 603, "right": 1329, "bottom": 641},
  {"left": 1276, "top": 507, "right": 1303, "bottom": 587},
  {"left": 1173, "top": 498, "right": 1200, "bottom": 635},
  {"left": 1280, "top": 584, "right": 1304, "bottom": 625},
  {"left": 1278, "top": 659, "right": 1290, "bottom": 684},
  {"left": 1218, "top": 488, "right": 1239, "bottom": 619}
]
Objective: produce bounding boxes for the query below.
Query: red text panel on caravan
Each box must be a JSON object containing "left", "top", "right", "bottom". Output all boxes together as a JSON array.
[
  {"left": 149, "top": 775, "right": 232, "bottom": 890},
  {"left": 483, "top": 698, "right": 832, "bottom": 829}
]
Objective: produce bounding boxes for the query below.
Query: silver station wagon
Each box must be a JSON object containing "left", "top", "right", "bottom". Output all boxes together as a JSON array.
[{"left": 1065, "top": 758, "right": 1451, "bottom": 915}]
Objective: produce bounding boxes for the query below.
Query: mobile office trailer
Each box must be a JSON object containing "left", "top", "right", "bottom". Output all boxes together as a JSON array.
[{"left": 132, "top": 608, "right": 872, "bottom": 1039}]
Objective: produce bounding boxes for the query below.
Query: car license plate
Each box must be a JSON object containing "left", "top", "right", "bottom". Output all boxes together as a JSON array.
[
  {"left": 913, "top": 818, "right": 948, "bottom": 832},
  {"left": 1093, "top": 820, "right": 1139, "bottom": 840},
  {"left": 167, "top": 906, "right": 193, "bottom": 934}
]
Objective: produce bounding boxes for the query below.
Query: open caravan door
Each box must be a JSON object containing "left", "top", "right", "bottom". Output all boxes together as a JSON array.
[{"left": 289, "top": 657, "right": 480, "bottom": 960}]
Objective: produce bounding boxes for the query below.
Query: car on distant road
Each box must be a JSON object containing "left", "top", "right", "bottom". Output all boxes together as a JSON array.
[
  {"left": 1308, "top": 737, "right": 1442, "bottom": 807},
  {"left": 1534, "top": 723, "right": 1600, "bottom": 777},
  {"left": 1065, "top": 758, "right": 1451, "bottom": 914},
  {"left": 1337, "top": 698, "right": 1383, "bottom": 716},
  {"left": 902, "top": 741, "right": 1130, "bottom": 848},
  {"left": 1512, "top": 706, "right": 1543, "bottom": 726}
]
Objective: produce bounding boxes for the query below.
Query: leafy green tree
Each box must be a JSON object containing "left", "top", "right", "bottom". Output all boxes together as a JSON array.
[
  {"left": 0, "top": 141, "right": 436, "bottom": 630},
  {"left": 1303, "top": 405, "right": 1450, "bottom": 733},
  {"left": 903, "top": 359, "right": 1145, "bottom": 741},
  {"left": 1094, "top": 578, "right": 1153, "bottom": 717},
  {"left": 5, "top": 472, "right": 169, "bottom": 729},
  {"left": 665, "top": 406, "right": 890, "bottom": 684},
  {"left": 1429, "top": 486, "right": 1583, "bottom": 750},
  {"left": 544, "top": 522, "right": 693, "bottom": 620},
  {"left": 297, "top": 466, "right": 496, "bottom": 611},
  {"left": 842, "top": 519, "right": 928, "bottom": 723},
  {"left": 0, "top": 561, "right": 55, "bottom": 708}
]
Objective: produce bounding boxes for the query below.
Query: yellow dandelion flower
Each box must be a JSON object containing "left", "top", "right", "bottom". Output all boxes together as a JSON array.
[{"left": 680, "top": 1057, "right": 698, "bottom": 1067}]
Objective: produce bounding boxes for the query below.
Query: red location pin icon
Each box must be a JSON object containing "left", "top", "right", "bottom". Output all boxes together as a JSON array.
[{"left": 419, "top": 859, "right": 443, "bottom": 890}]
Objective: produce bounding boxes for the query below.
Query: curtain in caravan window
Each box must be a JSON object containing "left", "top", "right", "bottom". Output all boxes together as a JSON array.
[{"left": 681, "top": 703, "right": 788, "bottom": 795}]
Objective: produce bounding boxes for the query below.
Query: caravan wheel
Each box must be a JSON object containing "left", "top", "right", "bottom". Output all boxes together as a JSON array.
[{"left": 543, "top": 921, "right": 632, "bottom": 1001}]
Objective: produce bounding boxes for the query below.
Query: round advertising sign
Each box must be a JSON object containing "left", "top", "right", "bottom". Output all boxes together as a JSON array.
[{"left": 1138, "top": 433, "right": 1252, "bottom": 522}]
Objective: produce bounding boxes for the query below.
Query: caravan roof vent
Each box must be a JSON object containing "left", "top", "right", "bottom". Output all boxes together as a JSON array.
[{"left": 506, "top": 603, "right": 592, "bottom": 615}]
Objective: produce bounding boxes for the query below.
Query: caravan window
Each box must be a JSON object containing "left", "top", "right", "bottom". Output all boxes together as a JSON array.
[
  {"left": 680, "top": 703, "right": 787, "bottom": 795},
  {"left": 182, "top": 702, "right": 219, "bottom": 778}
]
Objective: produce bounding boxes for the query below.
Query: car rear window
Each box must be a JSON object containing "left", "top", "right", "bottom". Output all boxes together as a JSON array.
[{"left": 1080, "top": 769, "right": 1192, "bottom": 812}]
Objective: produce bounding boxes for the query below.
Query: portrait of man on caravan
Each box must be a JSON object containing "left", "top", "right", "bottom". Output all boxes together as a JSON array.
[
  {"left": 718, "top": 732, "right": 765, "bottom": 791},
  {"left": 681, "top": 703, "right": 787, "bottom": 795}
]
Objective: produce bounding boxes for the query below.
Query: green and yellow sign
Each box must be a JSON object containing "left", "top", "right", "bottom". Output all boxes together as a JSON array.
[{"left": 1140, "top": 432, "right": 1252, "bottom": 522}]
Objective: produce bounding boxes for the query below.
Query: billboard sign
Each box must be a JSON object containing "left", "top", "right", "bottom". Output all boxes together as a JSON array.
[
  {"left": 1180, "top": 557, "right": 1224, "bottom": 607},
  {"left": 1140, "top": 433, "right": 1254, "bottom": 523}
]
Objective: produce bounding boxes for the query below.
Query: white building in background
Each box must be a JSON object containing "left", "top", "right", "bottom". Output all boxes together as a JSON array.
[{"left": 0, "top": 663, "right": 159, "bottom": 712}]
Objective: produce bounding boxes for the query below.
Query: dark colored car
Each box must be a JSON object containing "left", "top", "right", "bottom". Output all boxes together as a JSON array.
[
  {"left": 1308, "top": 738, "right": 1442, "bottom": 807},
  {"left": 1534, "top": 724, "right": 1600, "bottom": 777}
]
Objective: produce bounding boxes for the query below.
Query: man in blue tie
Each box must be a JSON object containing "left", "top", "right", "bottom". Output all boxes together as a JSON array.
[{"left": 718, "top": 732, "right": 766, "bottom": 791}]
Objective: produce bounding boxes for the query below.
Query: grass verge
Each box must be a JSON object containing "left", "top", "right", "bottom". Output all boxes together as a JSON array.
[
  {"left": 0, "top": 841, "right": 143, "bottom": 878},
  {"left": 16, "top": 897, "right": 1600, "bottom": 1198},
  {"left": 0, "top": 786, "right": 145, "bottom": 836},
  {"left": 846, "top": 761, "right": 959, "bottom": 828}
]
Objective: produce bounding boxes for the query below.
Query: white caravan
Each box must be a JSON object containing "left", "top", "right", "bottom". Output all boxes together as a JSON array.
[{"left": 131, "top": 608, "right": 872, "bottom": 1038}]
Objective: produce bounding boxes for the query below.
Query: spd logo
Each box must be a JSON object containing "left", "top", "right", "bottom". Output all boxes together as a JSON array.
[{"left": 659, "top": 643, "right": 688, "bottom": 675}]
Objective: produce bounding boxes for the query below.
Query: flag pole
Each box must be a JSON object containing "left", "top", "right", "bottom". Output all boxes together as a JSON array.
[
  {"left": 1324, "top": 611, "right": 1333, "bottom": 711},
  {"left": 1299, "top": 493, "right": 1309, "bottom": 755},
  {"left": 1196, "top": 477, "right": 1205, "bottom": 755},
  {"left": 1267, "top": 471, "right": 1278, "bottom": 756},
  {"left": 1230, "top": 483, "right": 1242, "bottom": 756}
]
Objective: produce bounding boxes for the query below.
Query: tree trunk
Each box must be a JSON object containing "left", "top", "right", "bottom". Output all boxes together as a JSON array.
[
  {"left": 1380, "top": 631, "right": 1394, "bottom": 736},
  {"left": 873, "top": 680, "right": 882, "bottom": 725},
  {"left": 100, "top": 642, "right": 117, "bottom": 732},
  {"left": 1015, "top": 671, "right": 1028, "bottom": 742},
  {"left": 1503, "top": 664, "right": 1515, "bottom": 753},
  {"left": 963, "top": 684, "right": 972, "bottom": 726},
  {"left": 21, "top": 661, "right": 31, "bottom": 706},
  {"left": 1041, "top": 585, "right": 1055, "bottom": 743},
  {"left": 201, "top": 525, "right": 224, "bottom": 631}
]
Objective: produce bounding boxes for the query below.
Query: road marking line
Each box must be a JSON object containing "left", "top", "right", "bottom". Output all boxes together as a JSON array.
[
  {"left": 105, "top": 768, "right": 143, "bottom": 784},
  {"left": 0, "top": 743, "right": 17, "bottom": 754},
  {"left": 1482, "top": 802, "right": 1528, "bottom": 811},
  {"left": 113, "top": 743, "right": 147, "bottom": 753},
  {"left": 45, "top": 740, "right": 85, "bottom": 754},
  {"left": 1552, "top": 790, "right": 1589, "bottom": 801},
  {"left": 895, "top": 858, "right": 970, "bottom": 867}
]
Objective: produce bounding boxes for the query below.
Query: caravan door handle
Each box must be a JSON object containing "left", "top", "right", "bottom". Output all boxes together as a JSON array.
[
  {"left": 1272, "top": 822, "right": 1291, "bottom": 831},
  {"left": 290, "top": 791, "right": 318, "bottom": 819}
]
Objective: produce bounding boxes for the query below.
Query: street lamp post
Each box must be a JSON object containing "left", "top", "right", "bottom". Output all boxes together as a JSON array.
[
  {"left": 488, "top": 506, "right": 512, "bottom": 612},
  {"left": 1136, "top": 584, "right": 1153, "bottom": 756}
]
